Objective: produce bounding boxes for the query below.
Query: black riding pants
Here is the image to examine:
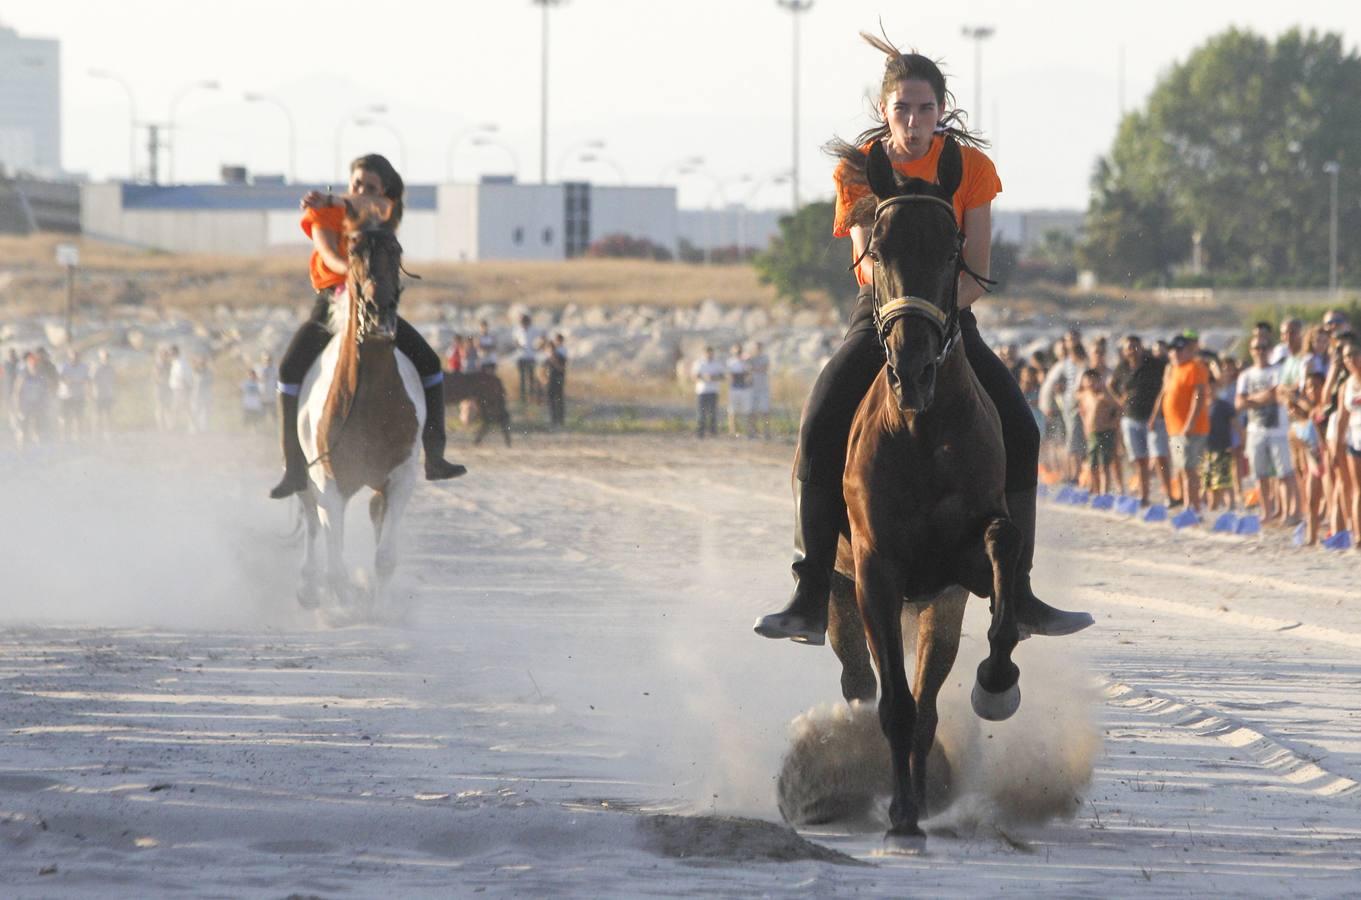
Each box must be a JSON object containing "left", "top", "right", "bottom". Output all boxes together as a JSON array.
[
  {"left": 277, "top": 291, "right": 444, "bottom": 391},
  {"left": 795, "top": 286, "right": 1039, "bottom": 492}
]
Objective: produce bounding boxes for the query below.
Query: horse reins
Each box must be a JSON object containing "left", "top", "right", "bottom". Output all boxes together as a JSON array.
[{"left": 852, "top": 193, "right": 996, "bottom": 367}]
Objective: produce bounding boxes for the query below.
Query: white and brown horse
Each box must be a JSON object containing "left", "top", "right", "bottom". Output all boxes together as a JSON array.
[{"left": 296, "top": 200, "right": 423, "bottom": 609}]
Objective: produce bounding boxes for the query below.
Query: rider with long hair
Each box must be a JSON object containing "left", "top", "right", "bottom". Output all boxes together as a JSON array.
[
  {"left": 754, "top": 32, "right": 1092, "bottom": 644},
  {"left": 268, "top": 154, "right": 466, "bottom": 499}
]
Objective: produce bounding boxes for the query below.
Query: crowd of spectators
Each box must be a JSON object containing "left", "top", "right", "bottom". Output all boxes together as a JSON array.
[
  {"left": 1012, "top": 309, "right": 1360, "bottom": 549},
  {"left": 446, "top": 314, "right": 569, "bottom": 427},
  {"left": 5, "top": 347, "right": 116, "bottom": 448}
]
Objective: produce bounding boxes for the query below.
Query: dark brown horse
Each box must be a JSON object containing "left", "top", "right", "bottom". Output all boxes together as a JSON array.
[
  {"left": 829, "top": 137, "right": 1023, "bottom": 848},
  {"left": 445, "top": 371, "right": 512, "bottom": 446}
]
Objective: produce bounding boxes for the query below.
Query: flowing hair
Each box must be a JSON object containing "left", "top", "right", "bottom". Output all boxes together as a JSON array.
[
  {"left": 825, "top": 29, "right": 988, "bottom": 191},
  {"left": 350, "top": 153, "right": 405, "bottom": 227}
]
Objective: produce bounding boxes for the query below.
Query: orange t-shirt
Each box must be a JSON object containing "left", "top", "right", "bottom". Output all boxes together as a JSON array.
[
  {"left": 833, "top": 134, "right": 1002, "bottom": 284},
  {"left": 1161, "top": 359, "right": 1211, "bottom": 436},
  {"left": 301, "top": 205, "right": 348, "bottom": 292}
]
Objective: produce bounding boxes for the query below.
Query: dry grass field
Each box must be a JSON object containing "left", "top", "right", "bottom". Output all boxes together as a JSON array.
[{"left": 0, "top": 234, "right": 778, "bottom": 316}]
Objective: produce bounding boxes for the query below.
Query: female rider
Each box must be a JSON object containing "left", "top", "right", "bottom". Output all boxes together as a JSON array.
[
  {"left": 268, "top": 153, "right": 465, "bottom": 499},
  {"left": 753, "top": 33, "right": 1092, "bottom": 644}
]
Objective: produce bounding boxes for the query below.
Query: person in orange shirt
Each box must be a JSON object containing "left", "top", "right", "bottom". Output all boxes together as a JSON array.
[
  {"left": 268, "top": 153, "right": 465, "bottom": 499},
  {"left": 754, "top": 32, "right": 1091, "bottom": 646},
  {"left": 1148, "top": 335, "right": 1211, "bottom": 512}
]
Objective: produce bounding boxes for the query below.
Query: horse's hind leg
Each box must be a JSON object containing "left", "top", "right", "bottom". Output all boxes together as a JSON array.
[
  {"left": 828, "top": 571, "right": 875, "bottom": 703},
  {"left": 911, "top": 588, "right": 966, "bottom": 815},
  {"left": 972, "top": 518, "right": 1022, "bottom": 721},
  {"left": 373, "top": 462, "right": 418, "bottom": 597},
  {"left": 855, "top": 550, "right": 922, "bottom": 844},
  {"left": 297, "top": 493, "right": 324, "bottom": 609}
]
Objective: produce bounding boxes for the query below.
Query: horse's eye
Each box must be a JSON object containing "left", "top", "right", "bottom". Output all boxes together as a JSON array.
[{"left": 868, "top": 248, "right": 881, "bottom": 264}]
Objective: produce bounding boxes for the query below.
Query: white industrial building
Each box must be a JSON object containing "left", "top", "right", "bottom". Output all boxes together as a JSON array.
[
  {"left": 0, "top": 25, "right": 61, "bottom": 177},
  {"left": 81, "top": 176, "right": 678, "bottom": 262}
]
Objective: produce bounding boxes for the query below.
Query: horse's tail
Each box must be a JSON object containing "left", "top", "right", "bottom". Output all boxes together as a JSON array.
[{"left": 283, "top": 495, "right": 306, "bottom": 543}]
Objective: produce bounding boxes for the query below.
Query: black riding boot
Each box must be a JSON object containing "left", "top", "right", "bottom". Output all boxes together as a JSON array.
[
  {"left": 1007, "top": 488, "right": 1094, "bottom": 637},
  {"left": 752, "top": 480, "right": 844, "bottom": 645},
  {"left": 422, "top": 383, "right": 467, "bottom": 481},
  {"left": 269, "top": 392, "right": 308, "bottom": 499}
]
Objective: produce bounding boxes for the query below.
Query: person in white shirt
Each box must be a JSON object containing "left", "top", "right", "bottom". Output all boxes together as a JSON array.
[
  {"left": 166, "top": 345, "right": 193, "bottom": 431},
  {"left": 1237, "top": 337, "right": 1299, "bottom": 523},
  {"left": 241, "top": 368, "right": 265, "bottom": 430},
  {"left": 57, "top": 350, "right": 89, "bottom": 441},
  {"left": 477, "top": 320, "right": 498, "bottom": 374},
  {"left": 513, "top": 313, "right": 542, "bottom": 403},
  {"left": 691, "top": 346, "right": 725, "bottom": 438},
  {"left": 726, "top": 342, "right": 753, "bottom": 437},
  {"left": 748, "top": 341, "right": 772, "bottom": 439},
  {"left": 189, "top": 356, "right": 214, "bottom": 434}
]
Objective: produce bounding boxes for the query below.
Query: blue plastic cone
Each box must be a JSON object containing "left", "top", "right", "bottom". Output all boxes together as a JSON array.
[
  {"left": 1116, "top": 496, "right": 1141, "bottom": 516},
  {"left": 1234, "top": 514, "right": 1261, "bottom": 536},
  {"left": 1091, "top": 493, "right": 1115, "bottom": 511},
  {"left": 1143, "top": 504, "right": 1168, "bottom": 523},
  {"left": 1292, "top": 522, "right": 1307, "bottom": 546},
  {"left": 1323, "top": 530, "right": 1353, "bottom": 551},
  {"left": 1212, "top": 512, "right": 1238, "bottom": 533},
  {"left": 1172, "top": 508, "right": 1201, "bottom": 530}
]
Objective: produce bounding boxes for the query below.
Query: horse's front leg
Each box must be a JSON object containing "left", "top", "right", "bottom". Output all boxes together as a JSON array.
[
  {"left": 373, "top": 461, "right": 418, "bottom": 595},
  {"left": 854, "top": 548, "right": 922, "bottom": 846},
  {"left": 910, "top": 587, "right": 966, "bottom": 814},
  {"left": 972, "top": 517, "right": 1022, "bottom": 721},
  {"left": 297, "top": 493, "right": 324, "bottom": 610},
  {"left": 316, "top": 489, "right": 349, "bottom": 604}
]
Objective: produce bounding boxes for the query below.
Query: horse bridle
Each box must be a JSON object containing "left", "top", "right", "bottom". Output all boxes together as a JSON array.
[
  {"left": 854, "top": 193, "right": 994, "bottom": 367},
  {"left": 348, "top": 226, "right": 417, "bottom": 343}
]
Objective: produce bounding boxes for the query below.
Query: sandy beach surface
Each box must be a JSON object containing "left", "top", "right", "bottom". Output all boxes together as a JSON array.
[{"left": 2, "top": 432, "right": 1359, "bottom": 897}]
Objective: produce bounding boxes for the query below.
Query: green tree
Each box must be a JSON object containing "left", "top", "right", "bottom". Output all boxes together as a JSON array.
[
  {"left": 1081, "top": 28, "right": 1361, "bottom": 286},
  {"left": 752, "top": 201, "right": 855, "bottom": 311}
]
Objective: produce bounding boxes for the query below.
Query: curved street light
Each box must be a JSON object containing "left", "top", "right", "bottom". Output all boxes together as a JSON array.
[
  {"left": 736, "top": 170, "right": 791, "bottom": 253},
  {"left": 352, "top": 116, "right": 408, "bottom": 172},
  {"left": 676, "top": 165, "right": 729, "bottom": 263},
  {"left": 470, "top": 135, "right": 521, "bottom": 179},
  {"left": 168, "top": 79, "right": 221, "bottom": 184},
  {"left": 556, "top": 139, "right": 604, "bottom": 181},
  {"left": 576, "top": 153, "right": 627, "bottom": 185},
  {"left": 658, "top": 155, "right": 704, "bottom": 184},
  {"left": 446, "top": 123, "right": 498, "bottom": 181},
  {"left": 88, "top": 68, "right": 138, "bottom": 180},
  {"left": 333, "top": 104, "right": 388, "bottom": 179},
  {"left": 243, "top": 92, "right": 296, "bottom": 183}
]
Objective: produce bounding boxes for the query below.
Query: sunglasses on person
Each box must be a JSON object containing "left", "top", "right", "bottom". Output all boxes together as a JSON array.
[{"left": 1324, "top": 317, "right": 1346, "bottom": 329}]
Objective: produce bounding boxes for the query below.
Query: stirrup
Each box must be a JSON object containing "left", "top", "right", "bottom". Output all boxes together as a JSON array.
[
  {"left": 269, "top": 470, "right": 307, "bottom": 500},
  {"left": 1014, "top": 596, "right": 1094, "bottom": 639},
  {"left": 752, "top": 607, "right": 827, "bottom": 645}
]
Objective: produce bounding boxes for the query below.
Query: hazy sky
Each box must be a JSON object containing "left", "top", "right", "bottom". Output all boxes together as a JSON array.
[{"left": 7, "top": 0, "right": 1358, "bottom": 210}]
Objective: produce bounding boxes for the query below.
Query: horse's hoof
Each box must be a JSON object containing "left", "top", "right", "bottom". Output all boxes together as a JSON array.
[
  {"left": 971, "top": 679, "right": 1021, "bottom": 722},
  {"left": 881, "top": 828, "right": 927, "bottom": 855},
  {"left": 297, "top": 584, "right": 322, "bottom": 610}
]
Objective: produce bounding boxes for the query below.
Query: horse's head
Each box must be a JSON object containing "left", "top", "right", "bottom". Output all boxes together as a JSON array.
[
  {"left": 343, "top": 198, "right": 404, "bottom": 343},
  {"left": 864, "top": 136, "right": 964, "bottom": 413}
]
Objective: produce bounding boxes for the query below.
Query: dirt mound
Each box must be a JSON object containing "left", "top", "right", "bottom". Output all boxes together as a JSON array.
[{"left": 639, "top": 814, "right": 864, "bottom": 866}]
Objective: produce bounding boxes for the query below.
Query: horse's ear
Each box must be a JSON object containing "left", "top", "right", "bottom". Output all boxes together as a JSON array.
[
  {"left": 936, "top": 136, "right": 963, "bottom": 200},
  {"left": 865, "top": 139, "right": 900, "bottom": 201}
]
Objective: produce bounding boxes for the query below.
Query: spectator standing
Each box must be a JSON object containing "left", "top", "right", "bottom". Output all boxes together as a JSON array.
[
  {"left": 1152, "top": 335, "right": 1211, "bottom": 512},
  {"left": 2, "top": 348, "right": 17, "bottom": 417},
  {"left": 1272, "top": 318, "right": 1303, "bottom": 367},
  {"left": 190, "top": 356, "right": 214, "bottom": 433},
  {"left": 255, "top": 353, "right": 278, "bottom": 422},
  {"left": 446, "top": 333, "right": 465, "bottom": 373},
  {"left": 1019, "top": 365, "right": 1045, "bottom": 432},
  {"left": 166, "top": 346, "right": 192, "bottom": 430},
  {"left": 152, "top": 346, "right": 172, "bottom": 430},
  {"left": 241, "top": 368, "right": 266, "bottom": 430},
  {"left": 1328, "top": 334, "right": 1360, "bottom": 541},
  {"left": 513, "top": 314, "right": 542, "bottom": 403},
  {"left": 748, "top": 341, "right": 773, "bottom": 439},
  {"left": 727, "top": 342, "right": 753, "bottom": 438},
  {"left": 1111, "top": 335, "right": 1173, "bottom": 506},
  {"left": 1076, "top": 369, "right": 1121, "bottom": 495},
  {"left": 477, "top": 320, "right": 498, "bottom": 374},
  {"left": 1237, "top": 336, "right": 1299, "bottom": 523},
  {"left": 9, "top": 352, "right": 47, "bottom": 449},
  {"left": 89, "top": 348, "right": 116, "bottom": 438},
  {"left": 692, "top": 346, "right": 724, "bottom": 438},
  {"left": 1297, "top": 371, "right": 1329, "bottom": 544},
  {"left": 544, "top": 333, "right": 568, "bottom": 428},
  {"left": 57, "top": 350, "right": 89, "bottom": 441},
  {"left": 1203, "top": 358, "right": 1241, "bottom": 511}
]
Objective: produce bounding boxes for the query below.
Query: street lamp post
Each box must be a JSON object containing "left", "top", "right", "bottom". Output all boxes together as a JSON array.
[
  {"left": 961, "top": 26, "right": 995, "bottom": 131},
  {"left": 677, "top": 166, "right": 728, "bottom": 264},
  {"left": 353, "top": 117, "right": 408, "bottom": 172},
  {"left": 88, "top": 69, "right": 138, "bottom": 180},
  {"left": 471, "top": 136, "right": 521, "bottom": 179},
  {"left": 168, "top": 79, "right": 221, "bottom": 184},
  {"left": 446, "top": 123, "right": 498, "bottom": 181},
  {"left": 1324, "top": 161, "right": 1341, "bottom": 294},
  {"left": 243, "top": 92, "right": 296, "bottom": 182},
  {"left": 736, "top": 170, "right": 791, "bottom": 254},
  {"left": 776, "top": 0, "right": 813, "bottom": 211},
  {"left": 533, "top": 0, "right": 567, "bottom": 184},
  {"left": 334, "top": 104, "right": 388, "bottom": 178},
  {"left": 556, "top": 139, "right": 604, "bottom": 180},
  {"left": 576, "top": 153, "right": 626, "bottom": 184}
]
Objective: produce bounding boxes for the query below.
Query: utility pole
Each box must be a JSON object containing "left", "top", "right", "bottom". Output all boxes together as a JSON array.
[
  {"left": 961, "top": 26, "right": 995, "bottom": 130},
  {"left": 533, "top": 0, "right": 566, "bottom": 183},
  {"left": 776, "top": 0, "right": 812, "bottom": 211},
  {"left": 1324, "top": 161, "right": 1341, "bottom": 294},
  {"left": 146, "top": 124, "right": 163, "bottom": 185}
]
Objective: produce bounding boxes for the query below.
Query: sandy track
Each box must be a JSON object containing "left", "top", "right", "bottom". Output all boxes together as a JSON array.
[{"left": 2, "top": 433, "right": 1360, "bottom": 896}]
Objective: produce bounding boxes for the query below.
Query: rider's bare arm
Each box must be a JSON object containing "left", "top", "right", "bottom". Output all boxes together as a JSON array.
[
  {"left": 851, "top": 224, "right": 872, "bottom": 285},
  {"left": 957, "top": 204, "right": 992, "bottom": 310},
  {"left": 312, "top": 226, "right": 348, "bottom": 276}
]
